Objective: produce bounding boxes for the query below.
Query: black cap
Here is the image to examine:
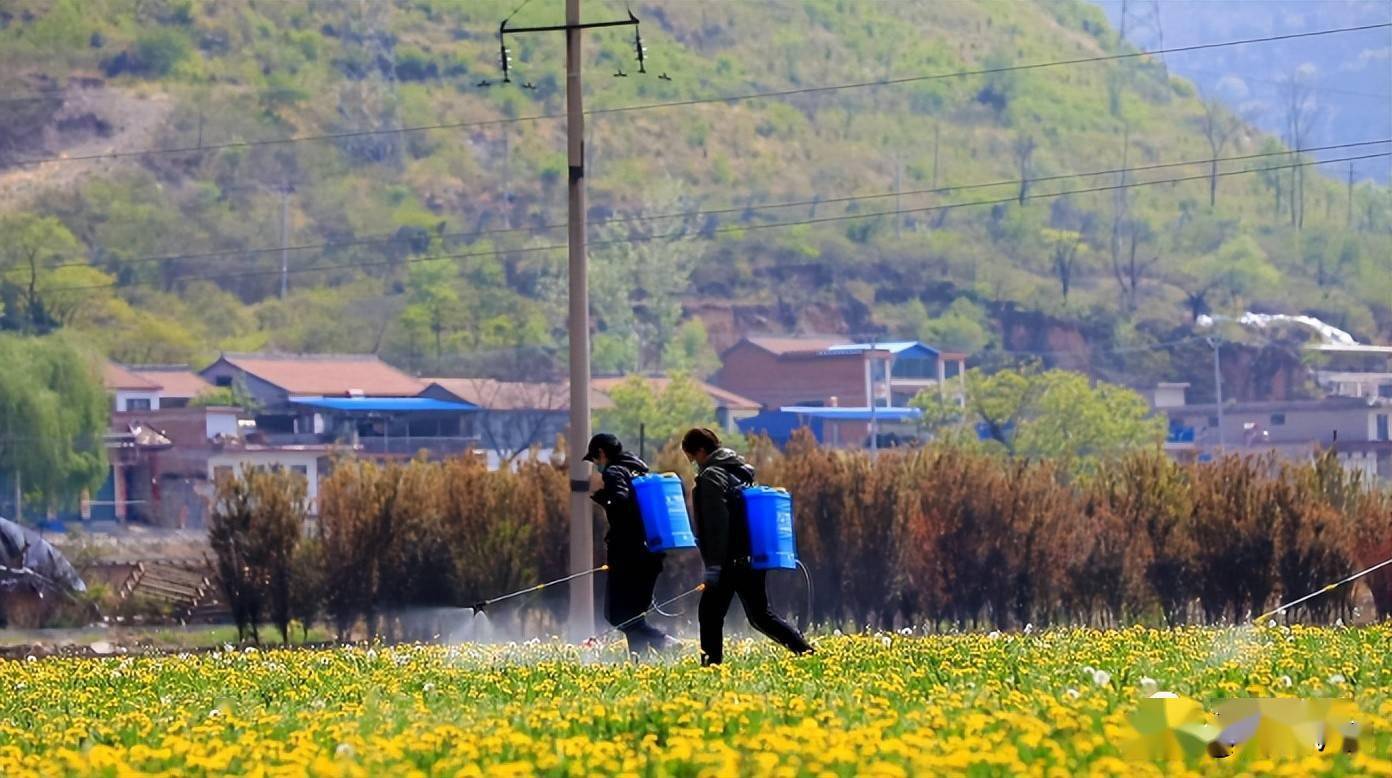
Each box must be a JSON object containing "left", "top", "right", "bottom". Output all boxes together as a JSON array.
[{"left": 583, "top": 433, "right": 622, "bottom": 462}]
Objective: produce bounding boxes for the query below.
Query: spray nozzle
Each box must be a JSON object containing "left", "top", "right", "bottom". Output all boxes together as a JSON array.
[{"left": 470, "top": 601, "right": 488, "bottom": 613}]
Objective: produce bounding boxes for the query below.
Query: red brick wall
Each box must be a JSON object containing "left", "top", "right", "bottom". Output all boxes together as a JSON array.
[{"left": 712, "top": 343, "right": 869, "bottom": 410}]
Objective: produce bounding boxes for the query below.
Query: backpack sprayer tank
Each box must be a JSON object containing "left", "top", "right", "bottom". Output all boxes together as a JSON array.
[
  {"left": 632, "top": 473, "right": 697, "bottom": 552},
  {"left": 742, "top": 486, "right": 798, "bottom": 570}
]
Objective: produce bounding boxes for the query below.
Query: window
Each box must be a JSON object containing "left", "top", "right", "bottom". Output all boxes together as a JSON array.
[
  {"left": 215, "top": 375, "right": 233, "bottom": 387},
  {"left": 1269, "top": 413, "right": 1286, "bottom": 426},
  {"left": 891, "top": 357, "right": 937, "bottom": 379},
  {"left": 1207, "top": 415, "right": 1219, "bottom": 428},
  {"left": 1378, "top": 414, "right": 1390, "bottom": 442},
  {"left": 125, "top": 398, "right": 152, "bottom": 411},
  {"left": 1379, "top": 385, "right": 1392, "bottom": 399}
]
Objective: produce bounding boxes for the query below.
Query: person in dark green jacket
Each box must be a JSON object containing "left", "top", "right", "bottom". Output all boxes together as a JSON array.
[{"left": 681, "top": 428, "right": 813, "bottom": 666}]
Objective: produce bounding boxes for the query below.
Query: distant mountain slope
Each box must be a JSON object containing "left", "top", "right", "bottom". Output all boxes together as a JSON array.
[
  {"left": 1094, "top": 0, "right": 1391, "bottom": 183},
  {"left": 0, "top": 0, "right": 1387, "bottom": 393}
]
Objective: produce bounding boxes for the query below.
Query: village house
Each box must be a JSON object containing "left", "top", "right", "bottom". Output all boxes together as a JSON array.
[
  {"left": 711, "top": 336, "right": 967, "bottom": 447},
  {"left": 200, "top": 353, "right": 476, "bottom": 457},
  {"left": 1151, "top": 382, "right": 1392, "bottom": 482}
]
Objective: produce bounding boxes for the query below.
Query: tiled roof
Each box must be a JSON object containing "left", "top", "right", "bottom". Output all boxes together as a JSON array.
[
  {"left": 102, "top": 362, "right": 162, "bottom": 391},
  {"left": 425, "top": 378, "right": 615, "bottom": 411},
  {"left": 744, "top": 336, "right": 852, "bottom": 355},
  {"left": 130, "top": 368, "right": 212, "bottom": 399},
  {"left": 591, "top": 376, "right": 761, "bottom": 410},
  {"left": 213, "top": 353, "right": 424, "bottom": 396}
]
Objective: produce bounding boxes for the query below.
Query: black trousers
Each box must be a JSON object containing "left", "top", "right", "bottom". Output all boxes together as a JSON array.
[
  {"left": 605, "top": 551, "right": 670, "bottom": 654},
  {"left": 699, "top": 563, "right": 812, "bottom": 665}
]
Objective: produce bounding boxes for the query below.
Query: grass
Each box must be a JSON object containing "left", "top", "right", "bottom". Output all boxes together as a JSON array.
[
  {"left": 0, "top": 622, "right": 335, "bottom": 650},
  {"left": 3, "top": 626, "right": 1392, "bottom": 775}
]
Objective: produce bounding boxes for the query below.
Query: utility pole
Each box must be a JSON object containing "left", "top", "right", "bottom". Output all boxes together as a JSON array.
[
  {"left": 278, "top": 183, "right": 291, "bottom": 300},
  {"left": 1347, "top": 162, "right": 1355, "bottom": 229},
  {"left": 498, "top": 1, "right": 643, "bottom": 640},
  {"left": 1207, "top": 336, "right": 1225, "bottom": 453},
  {"left": 563, "top": 0, "right": 593, "bottom": 640},
  {"left": 931, "top": 122, "right": 940, "bottom": 189},
  {"left": 867, "top": 335, "right": 880, "bottom": 461}
]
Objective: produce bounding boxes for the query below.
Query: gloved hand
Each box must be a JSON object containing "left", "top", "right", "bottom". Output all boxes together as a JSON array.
[{"left": 702, "top": 565, "right": 723, "bottom": 586}]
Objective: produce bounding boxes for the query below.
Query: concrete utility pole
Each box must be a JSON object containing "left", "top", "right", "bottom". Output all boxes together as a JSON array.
[
  {"left": 1208, "top": 336, "right": 1225, "bottom": 452},
  {"left": 500, "top": 0, "right": 641, "bottom": 639},
  {"left": 563, "top": 0, "right": 593, "bottom": 640},
  {"left": 279, "top": 184, "right": 291, "bottom": 300}
]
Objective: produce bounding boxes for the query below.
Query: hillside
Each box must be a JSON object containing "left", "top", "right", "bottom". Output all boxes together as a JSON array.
[{"left": 0, "top": 0, "right": 1388, "bottom": 394}]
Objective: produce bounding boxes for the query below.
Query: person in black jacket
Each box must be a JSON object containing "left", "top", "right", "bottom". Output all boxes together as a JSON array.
[
  {"left": 585, "top": 433, "right": 675, "bottom": 656},
  {"left": 681, "top": 428, "right": 813, "bottom": 666}
]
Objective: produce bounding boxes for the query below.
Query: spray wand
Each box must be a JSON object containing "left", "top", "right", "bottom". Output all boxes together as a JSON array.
[
  {"left": 1253, "top": 554, "right": 1392, "bottom": 625},
  {"left": 582, "top": 583, "right": 706, "bottom": 647},
  {"left": 470, "top": 565, "right": 609, "bottom": 612}
]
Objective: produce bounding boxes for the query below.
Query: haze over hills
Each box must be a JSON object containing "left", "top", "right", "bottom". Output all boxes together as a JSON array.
[
  {"left": 0, "top": 0, "right": 1388, "bottom": 397},
  {"left": 1095, "top": 0, "right": 1392, "bottom": 183}
]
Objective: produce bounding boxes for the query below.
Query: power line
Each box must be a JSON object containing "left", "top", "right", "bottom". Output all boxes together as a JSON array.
[
  {"left": 40, "top": 150, "right": 1387, "bottom": 294},
  {"left": 585, "top": 24, "right": 1392, "bottom": 117},
  {"left": 8, "top": 23, "right": 1387, "bottom": 168},
  {"left": 18, "top": 137, "right": 1388, "bottom": 275}
]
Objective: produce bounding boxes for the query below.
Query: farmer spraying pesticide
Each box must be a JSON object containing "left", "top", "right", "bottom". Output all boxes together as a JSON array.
[
  {"left": 681, "top": 428, "right": 814, "bottom": 666},
  {"left": 585, "top": 433, "right": 678, "bottom": 656}
]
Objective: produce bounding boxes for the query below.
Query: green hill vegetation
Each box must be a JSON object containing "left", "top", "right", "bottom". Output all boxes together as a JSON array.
[{"left": 0, "top": 0, "right": 1388, "bottom": 391}]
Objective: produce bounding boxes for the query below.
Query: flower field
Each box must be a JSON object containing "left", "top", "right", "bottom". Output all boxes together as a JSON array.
[{"left": 4, "top": 626, "right": 1392, "bottom": 777}]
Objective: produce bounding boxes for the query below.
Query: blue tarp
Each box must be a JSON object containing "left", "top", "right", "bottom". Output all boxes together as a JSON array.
[
  {"left": 289, "top": 396, "right": 477, "bottom": 413},
  {"left": 779, "top": 405, "right": 922, "bottom": 422},
  {"left": 738, "top": 410, "right": 824, "bottom": 445}
]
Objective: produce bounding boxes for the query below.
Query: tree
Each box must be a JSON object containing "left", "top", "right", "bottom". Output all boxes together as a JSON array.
[
  {"left": 0, "top": 334, "right": 108, "bottom": 519},
  {"left": 248, "top": 467, "right": 308, "bottom": 645},
  {"left": 1196, "top": 92, "right": 1241, "bottom": 207},
  {"left": 1013, "top": 133, "right": 1037, "bottom": 205},
  {"left": 400, "top": 258, "right": 462, "bottom": 360},
  {"left": 597, "top": 373, "right": 717, "bottom": 450},
  {"left": 208, "top": 466, "right": 308, "bottom": 644},
  {"left": 1109, "top": 217, "right": 1159, "bottom": 313},
  {"left": 662, "top": 318, "right": 721, "bottom": 378},
  {"left": 965, "top": 365, "right": 1165, "bottom": 473},
  {"left": 1279, "top": 70, "right": 1318, "bottom": 229},
  {"left": 208, "top": 472, "right": 262, "bottom": 643},
  {"left": 1174, "top": 235, "right": 1279, "bottom": 320},
  {"left": 586, "top": 187, "right": 702, "bottom": 373},
  {"left": 0, "top": 214, "right": 97, "bottom": 334},
  {"left": 1043, "top": 227, "right": 1087, "bottom": 303}
]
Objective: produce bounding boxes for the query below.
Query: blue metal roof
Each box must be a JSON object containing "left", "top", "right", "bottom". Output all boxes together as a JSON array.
[
  {"left": 738, "top": 410, "right": 824, "bottom": 445},
  {"left": 289, "top": 396, "right": 477, "bottom": 413},
  {"left": 779, "top": 405, "right": 922, "bottom": 422},
  {"left": 825, "top": 341, "right": 940, "bottom": 358}
]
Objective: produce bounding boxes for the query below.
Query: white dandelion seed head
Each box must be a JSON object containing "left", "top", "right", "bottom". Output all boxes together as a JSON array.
[{"left": 1092, "top": 669, "right": 1112, "bottom": 687}]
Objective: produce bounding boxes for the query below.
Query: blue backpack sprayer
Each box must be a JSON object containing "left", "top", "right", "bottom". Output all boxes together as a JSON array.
[{"left": 476, "top": 474, "right": 811, "bottom": 640}]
